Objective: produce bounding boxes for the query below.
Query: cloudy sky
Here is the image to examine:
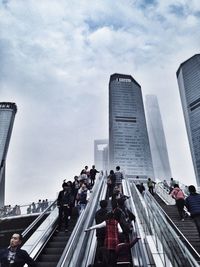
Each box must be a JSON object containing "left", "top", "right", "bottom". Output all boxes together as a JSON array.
[{"left": 1, "top": 0, "right": 200, "bottom": 205}]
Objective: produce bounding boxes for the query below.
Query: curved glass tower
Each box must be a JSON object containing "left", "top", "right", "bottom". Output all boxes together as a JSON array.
[
  {"left": 0, "top": 102, "right": 17, "bottom": 207},
  {"left": 145, "top": 95, "right": 172, "bottom": 180}
]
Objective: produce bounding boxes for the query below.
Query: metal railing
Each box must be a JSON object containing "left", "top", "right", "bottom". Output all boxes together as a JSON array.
[
  {"left": 56, "top": 174, "right": 106, "bottom": 267},
  {"left": 128, "top": 179, "right": 200, "bottom": 267}
]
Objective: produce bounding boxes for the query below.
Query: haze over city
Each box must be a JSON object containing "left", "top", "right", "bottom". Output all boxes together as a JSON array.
[{"left": 1, "top": 0, "right": 200, "bottom": 205}]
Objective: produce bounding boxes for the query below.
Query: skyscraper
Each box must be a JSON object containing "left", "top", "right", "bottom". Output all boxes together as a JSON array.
[
  {"left": 177, "top": 54, "right": 200, "bottom": 186},
  {"left": 109, "top": 73, "right": 154, "bottom": 178},
  {"left": 0, "top": 102, "right": 17, "bottom": 207},
  {"left": 94, "top": 139, "right": 108, "bottom": 171},
  {"left": 145, "top": 95, "right": 172, "bottom": 180}
]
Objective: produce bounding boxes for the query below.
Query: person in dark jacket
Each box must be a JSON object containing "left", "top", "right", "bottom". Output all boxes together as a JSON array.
[
  {"left": 57, "top": 181, "right": 74, "bottom": 232},
  {"left": 90, "top": 165, "right": 99, "bottom": 186},
  {"left": 0, "top": 233, "right": 35, "bottom": 267},
  {"left": 95, "top": 200, "right": 108, "bottom": 248},
  {"left": 107, "top": 170, "right": 116, "bottom": 198},
  {"left": 185, "top": 185, "right": 200, "bottom": 236},
  {"left": 114, "top": 198, "right": 135, "bottom": 241}
]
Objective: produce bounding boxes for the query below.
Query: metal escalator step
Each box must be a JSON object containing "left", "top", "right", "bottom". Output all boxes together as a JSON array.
[
  {"left": 46, "top": 242, "right": 67, "bottom": 248},
  {"left": 42, "top": 247, "right": 64, "bottom": 254},
  {"left": 39, "top": 254, "right": 61, "bottom": 262},
  {"left": 51, "top": 236, "right": 69, "bottom": 242},
  {"left": 35, "top": 262, "right": 57, "bottom": 267}
]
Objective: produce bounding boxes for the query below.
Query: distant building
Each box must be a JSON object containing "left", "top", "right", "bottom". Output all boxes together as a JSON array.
[
  {"left": 94, "top": 139, "right": 108, "bottom": 171},
  {"left": 177, "top": 54, "right": 200, "bottom": 186},
  {"left": 145, "top": 95, "right": 172, "bottom": 180},
  {"left": 0, "top": 102, "right": 17, "bottom": 207},
  {"left": 109, "top": 73, "right": 154, "bottom": 178}
]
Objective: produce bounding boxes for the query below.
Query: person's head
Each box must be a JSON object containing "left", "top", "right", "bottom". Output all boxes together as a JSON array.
[
  {"left": 10, "top": 233, "right": 22, "bottom": 248},
  {"left": 189, "top": 185, "right": 196, "bottom": 193},
  {"left": 92, "top": 165, "right": 95, "bottom": 169},
  {"left": 174, "top": 184, "right": 179, "bottom": 188},
  {"left": 62, "top": 182, "right": 68, "bottom": 189},
  {"left": 148, "top": 178, "right": 151, "bottom": 181},
  {"left": 81, "top": 183, "right": 87, "bottom": 189},
  {"left": 74, "top": 175, "right": 78, "bottom": 180},
  {"left": 114, "top": 185, "right": 119, "bottom": 192},
  {"left": 110, "top": 170, "right": 114, "bottom": 175},
  {"left": 116, "top": 166, "right": 120, "bottom": 171},
  {"left": 106, "top": 211, "right": 116, "bottom": 219},
  {"left": 67, "top": 181, "right": 72, "bottom": 187},
  {"left": 85, "top": 166, "right": 88, "bottom": 170},
  {"left": 171, "top": 177, "right": 173, "bottom": 181},
  {"left": 99, "top": 200, "right": 108, "bottom": 209}
]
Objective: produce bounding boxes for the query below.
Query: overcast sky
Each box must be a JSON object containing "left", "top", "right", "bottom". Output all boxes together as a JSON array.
[{"left": 1, "top": 0, "right": 200, "bottom": 205}]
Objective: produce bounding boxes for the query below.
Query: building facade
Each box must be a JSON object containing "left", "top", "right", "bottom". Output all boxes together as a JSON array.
[
  {"left": 177, "top": 54, "right": 200, "bottom": 186},
  {"left": 109, "top": 73, "right": 154, "bottom": 178},
  {"left": 94, "top": 139, "right": 108, "bottom": 171},
  {"left": 0, "top": 102, "right": 17, "bottom": 207},
  {"left": 145, "top": 95, "right": 172, "bottom": 180}
]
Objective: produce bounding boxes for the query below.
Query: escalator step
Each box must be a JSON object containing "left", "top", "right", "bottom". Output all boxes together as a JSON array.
[
  {"left": 51, "top": 236, "right": 69, "bottom": 242},
  {"left": 39, "top": 254, "right": 61, "bottom": 262},
  {"left": 35, "top": 262, "right": 57, "bottom": 267},
  {"left": 47, "top": 242, "right": 67, "bottom": 248},
  {"left": 42, "top": 247, "right": 64, "bottom": 254}
]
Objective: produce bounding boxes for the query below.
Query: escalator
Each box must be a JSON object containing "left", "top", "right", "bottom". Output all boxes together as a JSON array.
[
  {"left": 35, "top": 209, "right": 78, "bottom": 267},
  {"left": 154, "top": 193, "right": 200, "bottom": 259},
  {"left": 128, "top": 179, "right": 200, "bottom": 267}
]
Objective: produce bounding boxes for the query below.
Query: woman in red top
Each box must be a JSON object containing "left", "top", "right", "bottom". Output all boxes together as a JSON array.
[{"left": 85, "top": 211, "right": 122, "bottom": 266}]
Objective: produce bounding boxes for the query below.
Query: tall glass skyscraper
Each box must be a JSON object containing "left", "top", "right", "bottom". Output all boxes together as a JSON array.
[
  {"left": 0, "top": 102, "right": 17, "bottom": 207},
  {"left": 145, "top": 95, "right": 172, "bottom": 180},
  {"left": 109, "top": 73, "right": 154, "bottom": 178},
  {"left": 177, "top": 54, "right": 200, "bottom": 186}
]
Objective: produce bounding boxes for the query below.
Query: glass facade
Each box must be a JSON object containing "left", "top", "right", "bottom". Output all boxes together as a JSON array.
[
  {"left": 145, "top": 95, "right": 172, "bottom": 180},
  {"left": 0, "top": 102, "right": 17, "bottom": 207},
  {"left": 109, "top": 73, "right": 154, "bottom": 178},
  {"left": 177, "top": 54, "right": 200, "bottom": 186}
]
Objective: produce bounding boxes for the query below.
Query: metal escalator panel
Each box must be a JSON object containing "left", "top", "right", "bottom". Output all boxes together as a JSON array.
[
  {"left": 153, "top": 192, "right": 200, "bottom": 262},
  {"left": 128, "top": 179, "right": 200, "bottom": 267},
  {"left": 22, "top": 204, "right": 58, "bottom": 259},
  {"left": 122, "top": 178, "right": 151, "bottom": 267},
  {"left": 56, "top": 174, "right": 106, "bottom": 267},
  {"left": 34, "top": 210, "right": 78, "bottom": 267}
]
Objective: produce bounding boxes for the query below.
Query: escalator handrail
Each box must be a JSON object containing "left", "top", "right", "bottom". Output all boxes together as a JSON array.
[
  {"left": 123, "top": 178, "right": 151, "bottom": 267},
  {"left": 22, "top": 199, "right": 57, "bottom": 238},
  {"left": 145, "top": 189, "right": 200, "bottom": 260},
  {"left": 129, "top": 180, "right": 200, "bottom": 267},
  {"left": 56, "top": 174, "right": 106, "bottom": 267},
  {"left": 83, "top": 179, "right": 108, "bottom": 267}
]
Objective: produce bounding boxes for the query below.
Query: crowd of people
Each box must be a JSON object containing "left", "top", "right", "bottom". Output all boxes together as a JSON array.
[
  {"left": 0, "top": 205, "right": 21, "bottom": 217},
  {"left": 161, "top": 178, "right": 200, "bottom": 237},
  {"left": 0, "top": 199, "right": 50, "bottom": 218},
  {"left": 84, "top": 166, "right": 140, "bottom": 267},
  {"left": 56, "top": 165, "right": 100, "bottom": 232},
  {"left": 2, "top": 166, "right": 200, "bottom": 267}
]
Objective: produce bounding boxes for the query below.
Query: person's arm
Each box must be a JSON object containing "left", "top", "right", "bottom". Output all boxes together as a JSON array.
[
  {"left": 85, "top": 221, "right": 106, "bottom": 232},
  {"left": 118, "top": 223, "right": 123, "bottom": 233},
  {"left": 22, "top": 250, "right": 36, "bottom": 267},
  {"left": 129, "top": 237, "right": 141, "bottom": 248},
  {"left": 57, "top": 192, "right": 62, "bottom": 207}
]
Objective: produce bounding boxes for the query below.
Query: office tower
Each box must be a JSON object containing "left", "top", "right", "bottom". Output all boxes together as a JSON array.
[
  {"left": 145, "top": 95, "right": 172, "bottom": 180},
  {"left": 109, "top": 73, "right": 154, "bottom": 178},
  {"left": 177, "top": 54, "right": 200, "bottom": 186},
  {"left": 94, "top": 139, "right": 108, "bottom": 171},
  {"left": 0, "top": 102, "right": 17, "bottom": 207}
]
